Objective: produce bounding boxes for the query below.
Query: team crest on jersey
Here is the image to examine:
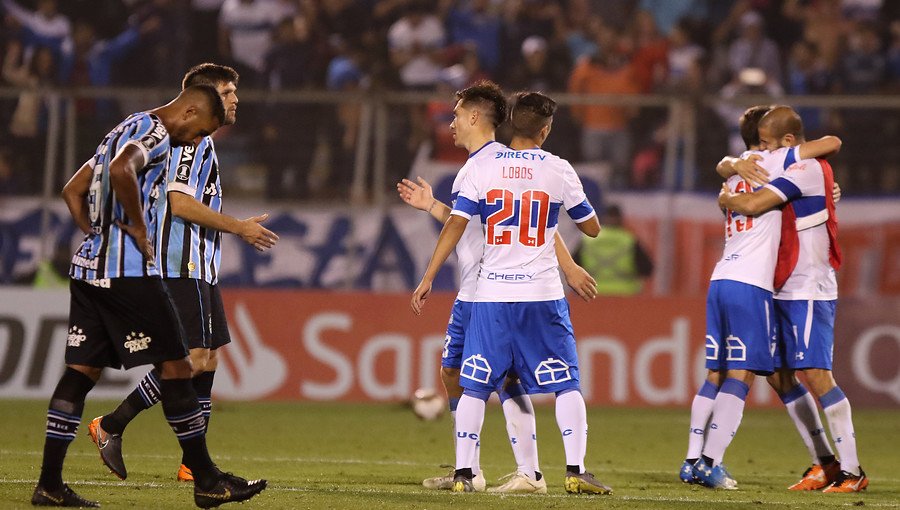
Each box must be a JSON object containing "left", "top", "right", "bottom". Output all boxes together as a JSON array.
[
  {"left": 176, "top": 164, "right": 191, "bottom": 181},
  {"left": 67, "top": 326, "right": 86, "bottom": 347},
  {"left": 124, "top": 332, "right": 152, "bottom": 353},
  {"left": 143, "top": 123, "right": 168, "bottom": 150},
  {"left": 534, "top": 358, "right": 572, "bottom": 385}
]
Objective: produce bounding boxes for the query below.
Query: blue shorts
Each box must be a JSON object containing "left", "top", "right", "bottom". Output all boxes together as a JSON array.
[
  {"left": 441, "top": 300, "right": 472, "bottom": 369},
  {"left": 459, "top": 299, "right": 581, "bottom": 395},
  {"left": 774, "top": 299, "right": 836, "bottom": 370},
  {"left": 705, "top": 280, "right": 776, "bottom": 375}
]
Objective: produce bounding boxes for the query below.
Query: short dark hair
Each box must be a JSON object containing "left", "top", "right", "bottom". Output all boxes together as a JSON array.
[
  {"left": 182, "top": 63, "right": 239, "bottom": 90},
  {"left": 510, "top": 91, "right": 556, "bottom": 139},
  {"left": 739, "top": 105, "right": 771, "bottom": 149},
  {"left": 455, "top": 80, "right": 507, "bottom": 129},
  {"left": 184, "top": 84, "right": 226, "bottom": 125}
]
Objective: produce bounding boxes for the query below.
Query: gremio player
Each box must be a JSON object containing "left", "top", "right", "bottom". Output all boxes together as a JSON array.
[
  {"left": 33, "top": 86, "right": 266, "bottom": 508},
  {"left": 87, "top": 64, "right": 278, "bottom": 483},
  {"left": 720, "top": 106, "right": 867, "bottom": 493},
  {"left": 398, "top": 85, "right": 596, "bottom": 494},
  {"left": 412, "top": 91, "right": 611, "bottom": 494}
]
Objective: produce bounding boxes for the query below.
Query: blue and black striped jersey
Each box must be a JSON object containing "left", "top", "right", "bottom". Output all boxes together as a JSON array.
[
  {"left": 156, "top": 136, "right": 223, "bottom": 284},
  {"left": 70, "top": 112, "right": 170, "bottom": 281}
]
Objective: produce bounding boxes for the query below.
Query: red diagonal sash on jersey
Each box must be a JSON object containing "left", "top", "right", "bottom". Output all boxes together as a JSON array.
[{"left": 820, "top": 158, "right": 842, "bottom": 270}]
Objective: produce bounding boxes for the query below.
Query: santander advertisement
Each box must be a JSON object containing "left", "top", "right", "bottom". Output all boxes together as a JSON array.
[{"left": 0, "top": 289, "right": 897, "bottom": 407}]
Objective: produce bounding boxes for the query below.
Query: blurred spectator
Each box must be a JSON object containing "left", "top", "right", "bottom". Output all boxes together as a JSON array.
[
  {"left": 1, "top": 0, "right": 70, "bottom": 53},
  {"left": 716, "top": 67, "right": 783, "bottom": 157},
  {"left": 783, "top": 0, "right": 846, "bottom": 69},
  {"left": 507, "top": 35, "right": 569, "bottom": 91},
  {"left": 576, "top": 204, "right": 653, "bottom": 296},
  {"left": 838, "top": 22, "right": 886, "bottom": 94},
  {"left": 727, "top": 11, "right": 782, "bottom": 87},
  {"left": 3, "top": 40, "right": 57, "bottom": 193},
  {"left": 889, "top": 20, "right": 900, "bottom": 90},
  {"left": 0, "top": 147, "right": 17, "bottom": 195},
  {"left": 665, "top": 19, "right": 704, "bottom": 92},
  {"left": 568, "top": 25, "right": 639, "bottom": 187},
  {"left": 387, "top": 1, "right": 446, "bottom": 90},
  {"left": 629, "top": 10, "right": 668, "bottom": 93},
  {"left": 189, "top": 0, "right": 226, "bottom": 63},
  {"left": 638, "top": 0, "right": 708, "bottom": 35},
  {"left": 218, "top": 0, "right": 292, "bottom": 83},
  {"left": 322, "top": 42, "right": 369, "bottom": 196},
  {"left": 444, "top": 0, "right": 502, "bottom": 76},
  {"left": 786, "top": 40, "right": 833, "bottom": 133}
]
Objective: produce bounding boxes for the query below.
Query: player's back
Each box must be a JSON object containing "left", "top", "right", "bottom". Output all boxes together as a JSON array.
[
  {"left": 71, "top": 112, "right": 171, "bottom": 281},
  {"left": 765, "top": 156, "right": 837, "bottom": 300},
  {"left": 158, "top": 136, "right": 225, "bottom": 284},
  {"left": 711, "top": 147, "right": 798, "bottom": 292},
  {"left": 454, "top": 146, "right": 595, "bottom": 302}
]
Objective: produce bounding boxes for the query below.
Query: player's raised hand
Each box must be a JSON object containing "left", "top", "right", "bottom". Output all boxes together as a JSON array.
[
  {"left": 411, "top": 279, "right": 432, "bottom": 315},
  {"left": 238, "top": 213, "right": 279, "bottom": 252},
  {"left": 734, "top": 154, "right": 769, "bottom": 187},
  {"left": 564, "top": 264, "right": 597, "bottom": 302},
  {"left": 397, "top": 176, "right": 434, "bottom": 211},
  {"left": 116, "top": 220, "right": 154, "bottom": 262},
  {"left": 833, "top": 181, "right": 842, "bottom": 203}
]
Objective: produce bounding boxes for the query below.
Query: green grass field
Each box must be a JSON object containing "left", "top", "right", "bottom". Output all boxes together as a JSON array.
[{"left": 0, "top": 400, "right": 897, "bottom": 509}]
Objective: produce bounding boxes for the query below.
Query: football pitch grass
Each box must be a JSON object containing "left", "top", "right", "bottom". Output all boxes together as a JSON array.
[{"left": 0, "top": 400, "right": 897, "bottom": 509}]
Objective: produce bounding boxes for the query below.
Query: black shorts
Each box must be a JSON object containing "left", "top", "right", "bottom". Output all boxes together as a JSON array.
[
  {"left": 165, "top": 279, "right": 232, "bottom": 350},
  {"left": 66, "top": 278, "right": 189, "bottom": 370}
]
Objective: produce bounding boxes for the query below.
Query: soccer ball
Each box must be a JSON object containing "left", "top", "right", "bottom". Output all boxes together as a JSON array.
[{"left": 411, "top": 388, "right": 445, "bottom": 421}]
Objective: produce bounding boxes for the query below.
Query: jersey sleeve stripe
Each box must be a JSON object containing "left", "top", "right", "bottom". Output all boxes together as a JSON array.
[
  {"left": 767, "top": 177, "right": 801, "bottom": 201},
  {"left": 121, "top": 140, "right": 150, "bottom": 169},
  {"left": 453, "top": 195, "right": 479, "bottom": 217},
  {"left": 566, "top": 200, "right": 595, "bottom": 222},
  {"left": 168, "top": 181, "right": 196, "bottom": 196}
]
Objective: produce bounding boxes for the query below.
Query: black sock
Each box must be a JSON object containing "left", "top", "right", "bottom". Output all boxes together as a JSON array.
[
  {"left": 686, "top": 458, "right": 698, "bottom": 465},
  {"left": 702, "top": 455, "right": 715, "bottom": 467},
  {"left": 159, "top": 378, "right": 217, "bottom": 489},
  {"left": 819, "top": 454, "right": 837, "bottom": 466},
  {"left": 182, "top": 371, "right": 215, "bottom": 466},
  {"left": 535, "top": 471, "right": 543, "bottom": 481},
  {"left": 102, "top": 369, "right": 161, "bottom": 435},
  {"left": 192, "top": 371, "right": 215, "bottom": 432},
  {"left": 39, "top": 368, "right": 96, "bottom": 491},
  {"left": 454, "top": 468, "right": 473, "bottom": 480},
  {"left": 566, "top": 464, "right": 581, "bottom": 474}
]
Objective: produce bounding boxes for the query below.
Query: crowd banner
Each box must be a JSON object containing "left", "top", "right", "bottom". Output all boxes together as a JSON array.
[{"left": 2, "top": 287, "right": 896, "bottom": 407}]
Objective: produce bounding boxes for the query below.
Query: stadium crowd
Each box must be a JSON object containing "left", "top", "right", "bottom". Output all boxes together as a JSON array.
[{"left": 1, "top": 0, "right": 899, "bottom": 198}]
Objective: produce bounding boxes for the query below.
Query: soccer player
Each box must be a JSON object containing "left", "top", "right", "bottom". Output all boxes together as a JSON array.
[
  {"left": 411, "top": 90, "right": 612, "bottom": 495},
  {"left": 397, "top": 90, "right": 596, "bottom": 495},
  {"left": 720, "top": 106, "right": 867, "bottom": 493},
  {"left": 33, "top": 85, "right": 266, "bottom": 508},
  {"left": 86, "top": 63, "right": 278, "bottom": 484},
  {"left": 690, "top": 106, "right": 840, "bottom": 489},
  {"left": 680, "top": 106, "right": 839, "bottom": 488}
]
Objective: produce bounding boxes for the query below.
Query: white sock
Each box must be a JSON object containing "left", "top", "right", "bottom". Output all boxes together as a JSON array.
[
  {"left": 781, "top": 385, "right": 834, "bottom": 464},
  {"left": 502, "top": 393, "right": 540, "bottom": 478},
  {"left": 821, "top": 386, "right": 860, "bottom": 475},
  {"left": 686, "top": 380, "right": 718, "bottom": 460},
  {"left": 455, "top": 394, "right": 486, "bottom": 472},
  {"left": 555, "top": 390, "right": 587, "bottom": 473},
  {"left": 702, "top": 378, "right": 749, "bottom": 466}
]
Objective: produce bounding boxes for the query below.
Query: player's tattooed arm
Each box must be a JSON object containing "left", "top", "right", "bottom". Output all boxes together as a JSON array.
[
  {"left": 716, "top": 153, "right": 769, "bottom": 187},
  {"left": 554, "top": 232, "right": 596, "bottom": 302},
  {"left": 62, "top": 159, "right": 95, "bottom": 235},
  {"left": 168, "top": 192, "right": 278, "bottom": 251},
  {"left": 397, "top": 176, "right": 452, "bottom": 223},
  {"left": 109, "top": 143, "right": 153, "bottom": 260},
  {"left": 718, "top": 184, "right": 783, "bottom": 216},
  {"left": 797, "top": 135, "right": 841, "bottom": 160},
  {"left": 412, "top": 215, "right": 468, "bottom": 315}
]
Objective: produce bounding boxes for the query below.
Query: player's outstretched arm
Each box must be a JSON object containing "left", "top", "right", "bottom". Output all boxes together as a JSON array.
[
  {"left": 797, "top": 135, "right": 841, "bottom": 160},
  {"left": 412, "top": 215, "right": 468, "bottom": 315},
  {"left": 716, "top": 154, "right": 769, "bottom": 187},
  {"left": 719, "top": 183, "right": 783, "bottom": 216},
  {"left": 554, "top": 231, "right": 596, "bottom": 302},
  {"left": 397, "top": 176, "right": 451, "bottom": 223},
  {"left": 109, "top": 144, "right": 153, "bottom": 260},
  {"left": 62, "top": 160, "right": 95, "bottom": 235},
  {"left": 168, "top": 192, "right": 279, "bottom": 251}
]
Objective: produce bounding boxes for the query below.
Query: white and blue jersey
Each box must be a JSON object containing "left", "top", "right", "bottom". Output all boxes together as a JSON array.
[
  {"left": 705, "top": 147, "right": 799, "bottom": 374},
  {"left": 70, "top": 112, "right": 170, "bottom": 281},
  {"left": 764, "top": 148, "right": 838, "bottom": 370},
  {"left": 156, "top": 136, "right": 224, "bottom": 284},
  {"left": 451, "top": 145, "right": 594, "bottom": 394}
]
